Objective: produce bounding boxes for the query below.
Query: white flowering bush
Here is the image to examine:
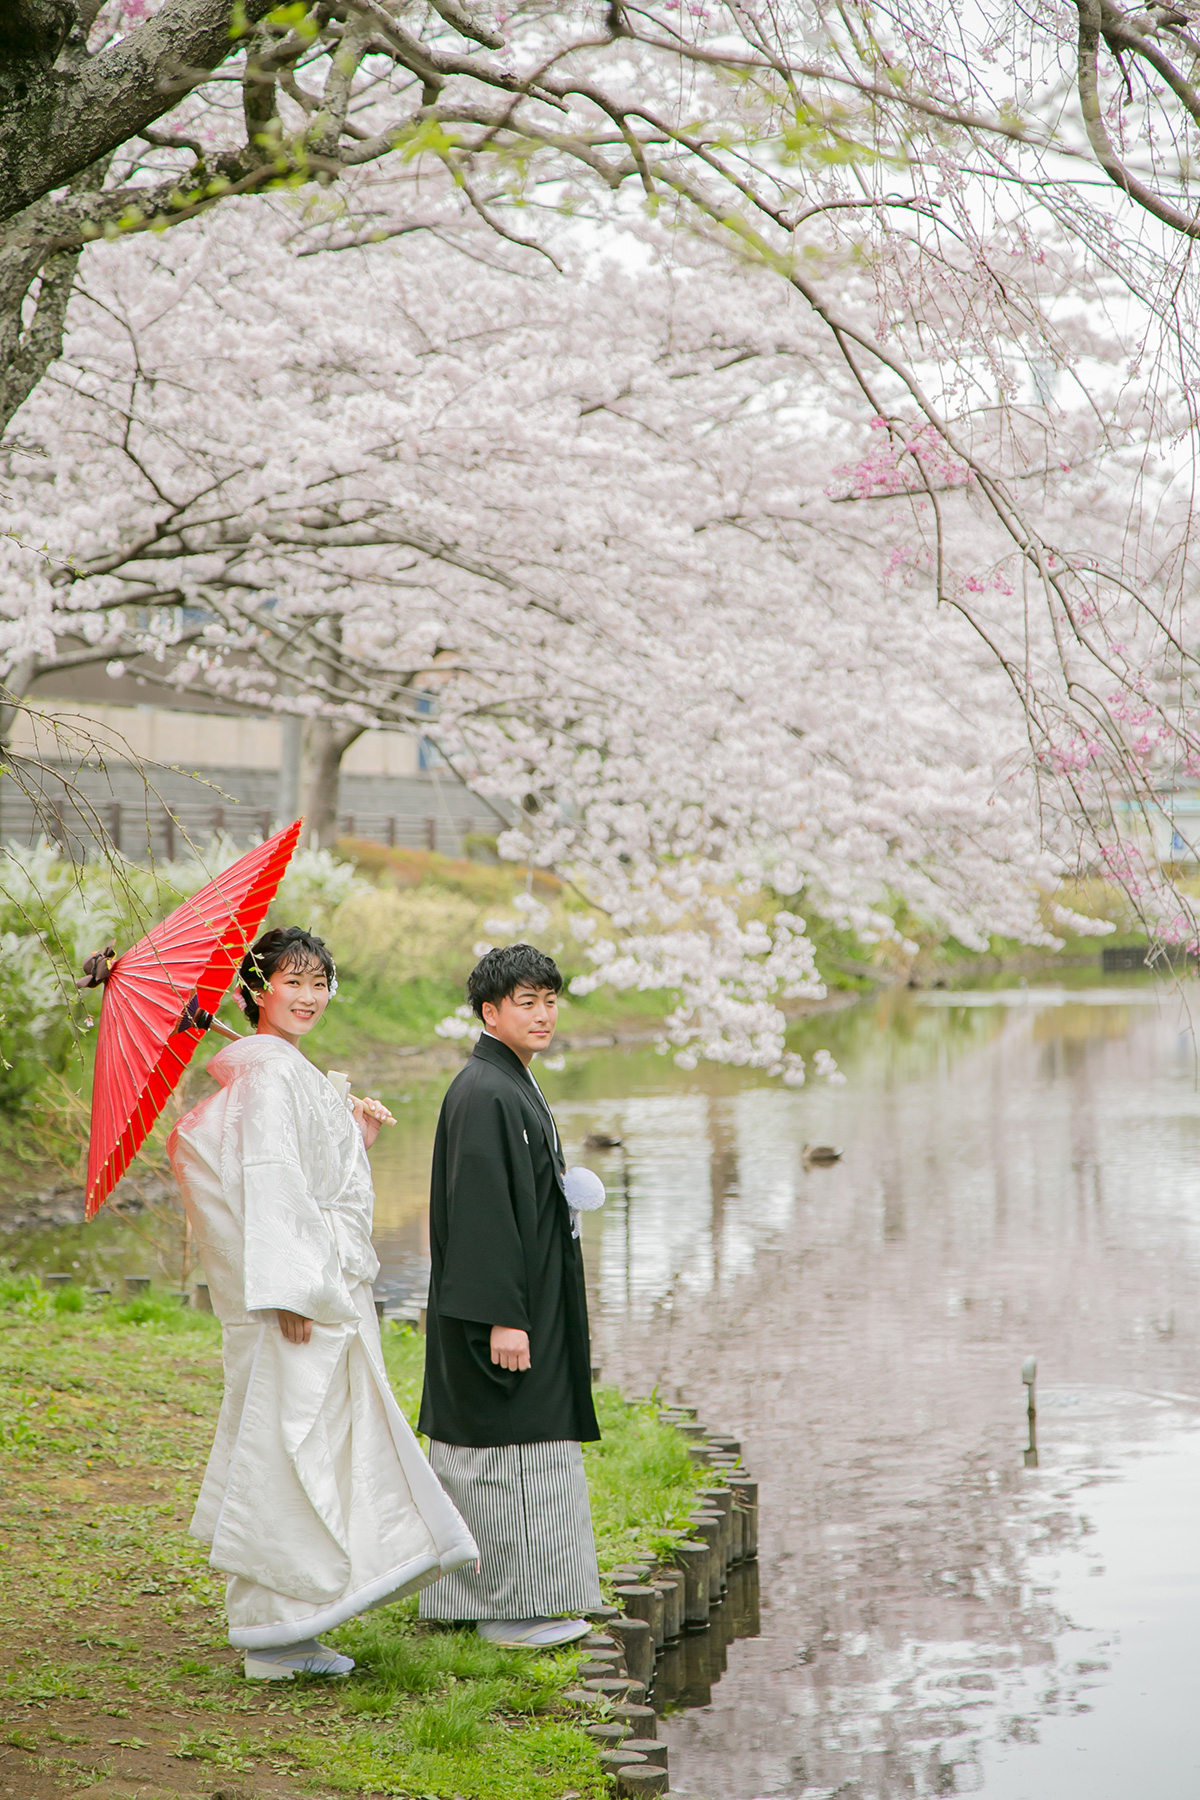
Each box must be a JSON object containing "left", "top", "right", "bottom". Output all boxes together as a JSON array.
[
  {"left": 0, "top": 836, "right": 372, "bottom": 1111},
  {"left": 270, "top": 848, "right": 367, "bottom": 935},
  {"left": 0, "top": 929, "right": 67, "bottom": 1106}
]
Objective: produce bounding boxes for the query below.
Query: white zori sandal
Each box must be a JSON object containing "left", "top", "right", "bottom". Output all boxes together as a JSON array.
[
  {"left": 244, "top": 1637, "right": 355, "bottom": 1680},
  {"left": 476, "top": 1618, "right": 591, "bottom": 1649}
]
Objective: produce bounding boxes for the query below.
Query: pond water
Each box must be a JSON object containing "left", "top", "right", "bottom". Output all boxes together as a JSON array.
[
  {"left": 14, "top": 976, "right": 1200, "bottom": 1797},
  {"left": 517, "top": 980, "right": 1200, "bottom": 1800}
]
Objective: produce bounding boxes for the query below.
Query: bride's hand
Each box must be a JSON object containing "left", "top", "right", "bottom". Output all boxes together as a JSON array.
[{"left": 351, "top": 1094, "right": 395, "bottom": 1148}]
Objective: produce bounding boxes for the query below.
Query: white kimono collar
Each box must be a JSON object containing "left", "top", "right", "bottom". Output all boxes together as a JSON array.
[{"left": 205, "top": 1033, "right": 307, "bottom": 1087}]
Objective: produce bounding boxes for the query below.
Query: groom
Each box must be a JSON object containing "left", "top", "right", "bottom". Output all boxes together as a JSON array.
[{"left": 418, "top": 942, "right": 602, "bottom": 1648}]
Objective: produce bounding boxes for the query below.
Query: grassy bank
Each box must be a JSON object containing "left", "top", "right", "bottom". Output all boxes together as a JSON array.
[{"left": 0, "top": 1277, "right": 705, "bottom": 1800}]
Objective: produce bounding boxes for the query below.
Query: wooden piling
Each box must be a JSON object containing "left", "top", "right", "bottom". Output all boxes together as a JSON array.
[
  {"left": 585, "top": 1722, "right": 630, "bottom": 1748},
  {"left": 601, "top": 1750, "right": 649, "bottom": 1777},
  {"left": 653, "top": 1573, "right": 683, "bottom": 1642},
  {"left": 698, "top": 1487, "right": 734, "bottom": 1568},
  {"left": 686, "top": 1513, "right": 724, "bottom": 1603},
  {"left": 727, "top": 1475, "right": 758, "bottom": 1559},
  {"left": 616, "top": 1765, "right": 669, "bottom": 1796},
  {"left": 609, "top": 1614, "right": 654, "bottom": 1687},
  {"left": 610, "top": 1701, "right": 656, "bottom": 1738},
  {"left": 582, "top": 1676, "right": 647, "bottom": 1704},
  {"left": 612, "top": 1583, "right": 665, "bottom": 1649},
  {"left": 623, "top": 1738, "right": 668, "bottom": 1768},
  {"left": 672, "top": 1540, "right": 712, "bottom": 1629}
]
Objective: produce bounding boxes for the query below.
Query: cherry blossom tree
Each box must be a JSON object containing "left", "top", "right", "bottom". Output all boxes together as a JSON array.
[
  {"left": 4, "top": 200, "right": 1150, "bottom": 1072},
  {"left": 5, "top": 0, "right": 1200, "bottom": 1065},
  {"left": 6, "top": 0, "right": 1200, "bottom": 448}
]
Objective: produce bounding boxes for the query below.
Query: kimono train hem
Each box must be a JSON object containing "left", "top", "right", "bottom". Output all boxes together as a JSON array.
[{"left": 227, "top": 1550, "right": 448, "bottom": 1650}]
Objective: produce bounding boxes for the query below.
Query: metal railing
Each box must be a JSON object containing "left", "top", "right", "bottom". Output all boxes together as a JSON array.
[
  {"left": 0, "top": 792, "right": 488, "bottom": 860},
  {"left": 335, "top": 812, "right": 483, "bottom": 853}
]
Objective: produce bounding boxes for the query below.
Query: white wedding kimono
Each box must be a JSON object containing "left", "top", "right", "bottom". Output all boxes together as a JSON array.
[{"left": 167, "top": 1034, "right": 478, "bottom": 1650}]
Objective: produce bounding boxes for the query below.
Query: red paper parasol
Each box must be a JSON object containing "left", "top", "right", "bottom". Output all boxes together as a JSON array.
[{"left": 84, "top": 818, "right": 303, "bottom": 1218}]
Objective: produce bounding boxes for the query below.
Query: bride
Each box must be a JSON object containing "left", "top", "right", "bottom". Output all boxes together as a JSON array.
[{"left": 168, "top": 925, "right": 477, "bottom": 1680}]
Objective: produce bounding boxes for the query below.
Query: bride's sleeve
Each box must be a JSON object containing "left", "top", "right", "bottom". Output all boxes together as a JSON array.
[{"left": 236, "top": 1064, "right": 359, "bottom": 1324}]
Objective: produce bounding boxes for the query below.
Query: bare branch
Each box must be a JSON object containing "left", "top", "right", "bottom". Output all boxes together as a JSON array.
[{"left": 1075, "top": 0, "right": 1200, "bottom": 235}]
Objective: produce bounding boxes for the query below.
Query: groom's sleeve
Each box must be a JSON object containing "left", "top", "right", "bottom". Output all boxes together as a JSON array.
[{"left": 436, "top": 1088, "right": 533, "bottom": 1330}]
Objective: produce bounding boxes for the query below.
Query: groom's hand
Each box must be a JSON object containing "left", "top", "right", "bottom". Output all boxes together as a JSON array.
[{"left": 490, "top": 1325, "right": 531, "bottom": 1371}]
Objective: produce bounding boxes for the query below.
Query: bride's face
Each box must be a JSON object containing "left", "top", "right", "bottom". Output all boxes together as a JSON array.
[{"left": 254, "top": 956, "right": 331, "bottom": 1044}]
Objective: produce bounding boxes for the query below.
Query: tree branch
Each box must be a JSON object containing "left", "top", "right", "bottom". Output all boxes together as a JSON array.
[
  {"left": 0, "top": 0, "right": 281, "bottom": 222},
  {"left": 1075, "top": 0, "right": 1200, "bottom": 236}
]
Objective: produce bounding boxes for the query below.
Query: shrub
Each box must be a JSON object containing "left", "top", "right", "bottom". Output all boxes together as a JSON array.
[
  {"left": 0, "top": 930, "right": 70, "bottom": 1105},
  {"left": 269, "top": 847, "right": 367, "bottom": 931},
  {"left": 332, "top": 885, "right": 485, "bottom": 988},
  {"left": 0, "top": 1271, "right": 48, "bottom": 1315}
]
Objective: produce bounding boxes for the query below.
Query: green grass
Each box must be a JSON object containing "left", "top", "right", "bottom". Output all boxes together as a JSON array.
[
  {"left": 0, "top": 1273, "right": 707, "bottom": 1798},
  {"left": 587, "top": 1387, "right": 707, "bottom": 1572}
]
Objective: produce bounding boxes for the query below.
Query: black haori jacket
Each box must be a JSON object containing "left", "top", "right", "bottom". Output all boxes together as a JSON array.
[{"left": 418, "top": 1033, "right": 600, "bottom": 1448}]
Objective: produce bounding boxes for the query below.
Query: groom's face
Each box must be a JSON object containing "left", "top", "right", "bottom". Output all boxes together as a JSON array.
[{"left": 482, "top": 983, "right": 558, "bottom": 1064}]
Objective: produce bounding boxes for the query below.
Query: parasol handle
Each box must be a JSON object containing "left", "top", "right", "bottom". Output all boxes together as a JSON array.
[{"left": 175, "top": 996, "right": 243, "bottom": 1042}]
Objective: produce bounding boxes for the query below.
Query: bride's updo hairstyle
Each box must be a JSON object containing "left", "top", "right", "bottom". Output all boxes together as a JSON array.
[{"left": 237, "top": 926, "right": 337, "bottom": 1026}]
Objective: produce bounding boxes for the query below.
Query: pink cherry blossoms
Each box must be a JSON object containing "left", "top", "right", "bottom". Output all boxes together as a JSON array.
[{"left": 6, "top": 0, "right": 1200, "bottom": 1057}]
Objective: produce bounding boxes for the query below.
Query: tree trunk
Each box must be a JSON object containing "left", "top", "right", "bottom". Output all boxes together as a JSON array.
[
  {"left": 299, "top": 718, "right": 363, "bottom": 849},
  {"left": 0, "top": 0, "right": 278, "bottom": 223},
  {"left": 0, "top": 242, "right": 83, "bottom": 436},
  {"left": 0, "top": 658, "right": 37, "bottom": 748},
  {"left": 0, "top": 0, "right": 76, "bottom": 69},
  {"left": 1, "top": 157, "right": 110, "bottom": 439}
]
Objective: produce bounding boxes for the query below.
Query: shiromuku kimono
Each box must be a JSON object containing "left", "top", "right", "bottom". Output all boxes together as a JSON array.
[
  {"left": 418, "top": 1032, "right": 602, "bottom": 1620},
  {"left": 167, "top": 1035, "right": 478, "bottom": 1650}
]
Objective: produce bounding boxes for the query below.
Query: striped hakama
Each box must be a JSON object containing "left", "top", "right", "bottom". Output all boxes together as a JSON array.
[{"left": 419, "top": 1439, "right": 603, "bottom": 1620}]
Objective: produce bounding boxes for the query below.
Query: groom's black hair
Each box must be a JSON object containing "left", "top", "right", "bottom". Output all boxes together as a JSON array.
[
  {"left": 238, "top": 925, "right": 336, "bottom": 1026},
  {"left": 467, "top": 942, "right": 563, "bottom": 1019}
]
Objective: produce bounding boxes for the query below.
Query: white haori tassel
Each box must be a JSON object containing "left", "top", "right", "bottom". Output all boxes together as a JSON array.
[{"left": 564, "top": 1165, "right": 605, "bottom": 1239}]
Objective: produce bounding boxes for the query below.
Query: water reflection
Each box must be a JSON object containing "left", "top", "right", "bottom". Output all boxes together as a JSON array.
[
  {"left": 559, "top": 986, "right": 1200, "bottom": 1798},
  {"left": 657, "top": 1562, "right": 762, "bottom": 1712}
]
